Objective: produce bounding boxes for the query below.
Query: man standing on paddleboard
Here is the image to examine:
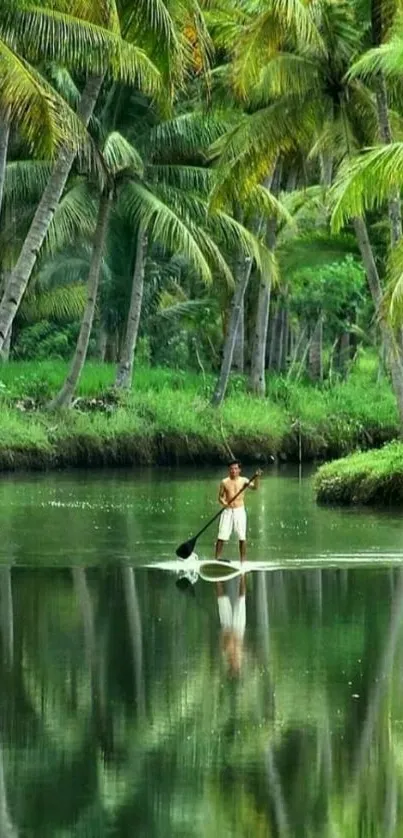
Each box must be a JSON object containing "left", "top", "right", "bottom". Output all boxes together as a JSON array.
[{"left": 215, "top": 461, "right": 262, "bottom": 562}]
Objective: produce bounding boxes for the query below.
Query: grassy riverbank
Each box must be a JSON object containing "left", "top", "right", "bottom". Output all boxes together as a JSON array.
[
  {"left": 315, "top": 441, "right": 403, "bottom": 505},
  {"left": 0, "top": 358, "right": 399, "bottom": 470}
]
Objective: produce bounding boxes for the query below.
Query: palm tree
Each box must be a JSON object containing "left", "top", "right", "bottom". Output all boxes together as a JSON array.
[
  {"left": 0, "top": 0, "right": 162, "bottom": 355},
  {"left": 49, "top": 131, "right": 143, "bottom": 408}
]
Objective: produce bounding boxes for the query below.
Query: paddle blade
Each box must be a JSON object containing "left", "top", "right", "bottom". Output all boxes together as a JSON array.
[
  {"left": 176, "top": 537, "right": 197, "bottom": 559},
  {"left": 175, "top": 577, "right": 196, "bottom": 596}
]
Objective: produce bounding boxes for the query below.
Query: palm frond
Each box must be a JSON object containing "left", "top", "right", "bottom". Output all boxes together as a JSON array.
[
  {"left": 0, "top": 40, "right": 91, "bottom": 156},
  {"left": 0, "top": 8, "right": 161, "bottom": 92},
  {"left": 3, "top": 159, "right": 53, "bottom": 208},
  {"left": 120, "top": 180, "right": 213, "bottom": 282},
  {"left": 233, "top": 0, "right": 323, "bottom": 96},
  {"left": 209, "top": 96, "right": 319, "bottom": 201},
  {"left": 243, "top": 52, "right": 320, "bottom": 105},
  {"left": 45, "top": 181, "right": 97, "bottom": 256},
  {"left": 45, "top": 64, "right": 81, "bottom": 108},
  {"left": 330, "top": 144, "right": 403, "bottom": 232},
  {"left": 150, "top": 111, "right": 231, "bottom": 160},
  {"left": 41, "top": 0, "right": 121, "bottom": 32},
  {"left": 156, "top": 297, "right": 206, "bottom": 319},
  {"left": 103, "top": 131, "right": 144, "bottom": 175},
  {"left": 20, "top": 283, "right": 87, "bottom": 323},
  {"left": 147, "top": 163, "right": 214, "bottom": 195},
  {"left": 348, "top": 38, "right": 403, "bottom": 82},
  {"left": 245, "top": 183, "right": 293, "bottom": 225}
]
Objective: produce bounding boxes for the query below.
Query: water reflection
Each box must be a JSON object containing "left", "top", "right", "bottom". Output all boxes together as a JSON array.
[
  {"left": 0, "top": 565, "right": 402, "bottom": 836},
  {"left": 216, "top": 575, "right": 247, "bottom": 677}
]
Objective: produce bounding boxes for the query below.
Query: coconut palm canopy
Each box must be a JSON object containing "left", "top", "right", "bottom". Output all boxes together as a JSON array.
[{"left": 0, "top": 0, "right": 401, "bottom": 416}]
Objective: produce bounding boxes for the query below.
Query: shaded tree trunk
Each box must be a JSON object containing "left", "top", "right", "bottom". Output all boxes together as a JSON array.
[
  {"left": 95, "top": 325, "right": 108, "bottom": 361},
  {"left": 376, "top": 75, "right": 402, "bottom": 246},
  {"left": 0, "top": 75, "right": 104, "bottom": 352},
  {"left": 212, "top": 257, "right": 253, "bottom": 406},
  {"left": 115, "top": 229, "right": 147, "bottom": 389},
  {"left": 249, "top": 166, "right": 281, "bottom": 395},
  {"left": 49, "top": 189, "right": 112, "bottom": 409},
  {"left": 308, "top": 315, "right": 323, "bottom": 381},
  {"left": 0, "top": 109, "right": 10, "bottom": 224},
  {"left": 268, "top": 297, "right": 280, "bottom": 370},
  {"left": 337, "top": 331, "right": 351, "bottom": 376},
  {"left": 249, "top": 218, "right": 276, "bottom": 395},
  {"left": 353, "top": 216, "right": 403, "bottom": 425},
  {"left": 232, "top": 301, "right": 244, "bottom": 372}
]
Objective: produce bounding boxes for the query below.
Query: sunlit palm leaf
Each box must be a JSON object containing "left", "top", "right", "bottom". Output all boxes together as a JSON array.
[
  {"left": 0, "top": 8, "right": 161, "bottom": 92},
  {"left": 0, "top": 40, "right": 90, "bottom": 156},
  {"left": 103, "top": 131, "right": 144, "bottom": 175},
  {"left": 233, "top": 0, "right": 323, "bottom": 96},
  {"left": 120, "top": 180, "right": 213, "bottom": 282},
  {"left": 330, "top": 144, "right": 403, "bottom": 232}
]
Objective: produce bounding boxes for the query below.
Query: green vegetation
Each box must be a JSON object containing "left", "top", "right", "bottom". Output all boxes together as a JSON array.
[
  {"left": 315, "top": 441, "right": 403, "bottom": 505},
  {"left": 2, "top": 0, "right": 403, "bottom": 481},
  {"left": 0, "top": 357, "right": 398, "bottom": 470}
]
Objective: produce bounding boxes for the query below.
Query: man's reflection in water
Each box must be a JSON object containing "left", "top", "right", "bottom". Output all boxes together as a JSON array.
[{"left": 216, "top": 574, "right": 246, "bottom": 677}]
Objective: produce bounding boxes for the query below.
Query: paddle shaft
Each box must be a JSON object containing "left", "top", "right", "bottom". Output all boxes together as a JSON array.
[{"left": 192, "top": 473, "right": 257, "bottom": 541}]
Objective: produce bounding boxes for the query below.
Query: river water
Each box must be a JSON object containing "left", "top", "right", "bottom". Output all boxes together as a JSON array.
[{"left": 0, "top": 466, "right": 403, "bottom": 836}]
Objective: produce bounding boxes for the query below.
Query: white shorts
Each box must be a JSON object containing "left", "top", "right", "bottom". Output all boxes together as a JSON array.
[
  {"left": 217, "top": 507, "right": 247, "bottom": 541},
  {"left": 218, "top": 595, "right": 246, "bottom": 639}
]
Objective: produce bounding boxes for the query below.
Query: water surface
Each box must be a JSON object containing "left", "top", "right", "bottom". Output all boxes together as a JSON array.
[{"left": 0, "top": 466, "right": 402, "bottom": 836}]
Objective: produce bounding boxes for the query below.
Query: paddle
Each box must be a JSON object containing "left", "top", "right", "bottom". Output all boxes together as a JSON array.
[{"left": 175, "top": 472, "right": 260, "bottom": 559}]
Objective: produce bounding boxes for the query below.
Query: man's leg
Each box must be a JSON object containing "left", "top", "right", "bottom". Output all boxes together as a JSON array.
[
  {"left": 215, "top": 539, "right": 225, "bottom": 560},
  {"left": 239, "top": 540, "right": 246, "bottom": 562}
]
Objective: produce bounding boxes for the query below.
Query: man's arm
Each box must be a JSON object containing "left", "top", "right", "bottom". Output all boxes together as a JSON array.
[
  {"left": 249, "top": 469, "right": 262, "bottom": 491},
  {"left": 218, "top": 480, "right": 227, "bottom": 506}
]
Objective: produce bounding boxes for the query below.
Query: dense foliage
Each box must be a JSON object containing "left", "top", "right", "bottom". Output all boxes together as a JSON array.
[{"left": 1, "top": 0, "right": 403, "bottom": 419}]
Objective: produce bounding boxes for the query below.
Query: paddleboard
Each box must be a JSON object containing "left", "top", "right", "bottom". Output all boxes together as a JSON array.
[{"left": 145, "top": 552, "right": 403, "bottom": 582}]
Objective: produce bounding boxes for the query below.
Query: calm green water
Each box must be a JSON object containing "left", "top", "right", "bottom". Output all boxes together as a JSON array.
[{"left": 0, "top": 466, "right": 403, "bottom": 836}]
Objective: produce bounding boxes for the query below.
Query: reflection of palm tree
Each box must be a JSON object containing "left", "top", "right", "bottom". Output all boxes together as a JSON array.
[
  {"left": 122, "top": 566, "right": 145, "bottom": 714},
  {"left": 0, "top": 567, "right": 13, "bottom": 668},
  {"left": 72, "top": 567, "right": 112, "bottom": 759},
  {"left": 0, "top": 742, "right": 17, "bottom": 838}
]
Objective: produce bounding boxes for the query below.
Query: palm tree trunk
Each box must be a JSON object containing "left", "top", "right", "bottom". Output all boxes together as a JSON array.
[
  {"left": 0, "top": 109, "right": 10, "bottom": 221},
  {"left": 249, "top": 217, "right": 276, "bottom": 395},
  {"left": 0, "top": 326, "right": 11, "bottom": 362},
  {"left": 49, "top": 189, "right": 112, "bottom": 409},
  {"left": 0, "top": 74, "right": 104, "bottom": 352},
  {"left": 308, "top": 314, "right": 323, "bottom": 381},
  {"left": 268, "top": 297, "right": 280, "bottom": 369},
  {"left": 95, "top": 325, "right": 108, "bottom": 361},
  {"left": 353, "top": 216, "right": 403, "bottom": 425},
  {"left": 211, "top": 257, "right": 253, "bottom": 406},
  {"left": 376, "top": 74, "right": 402, "bottom": 246},
  {"left": 115, "top": 229, "right": 147, "bottom": 389},
  {"left": 232, "top": 301, "right": 244, "bottom": 372}
]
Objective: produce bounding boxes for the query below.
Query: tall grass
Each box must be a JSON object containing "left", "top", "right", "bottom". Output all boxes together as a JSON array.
[
  {"left": 0, "top": 358, "right": 399, "bottom": 470},
  {"left": 315, "top": 441, "right": 403, "bottom": 505}
]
